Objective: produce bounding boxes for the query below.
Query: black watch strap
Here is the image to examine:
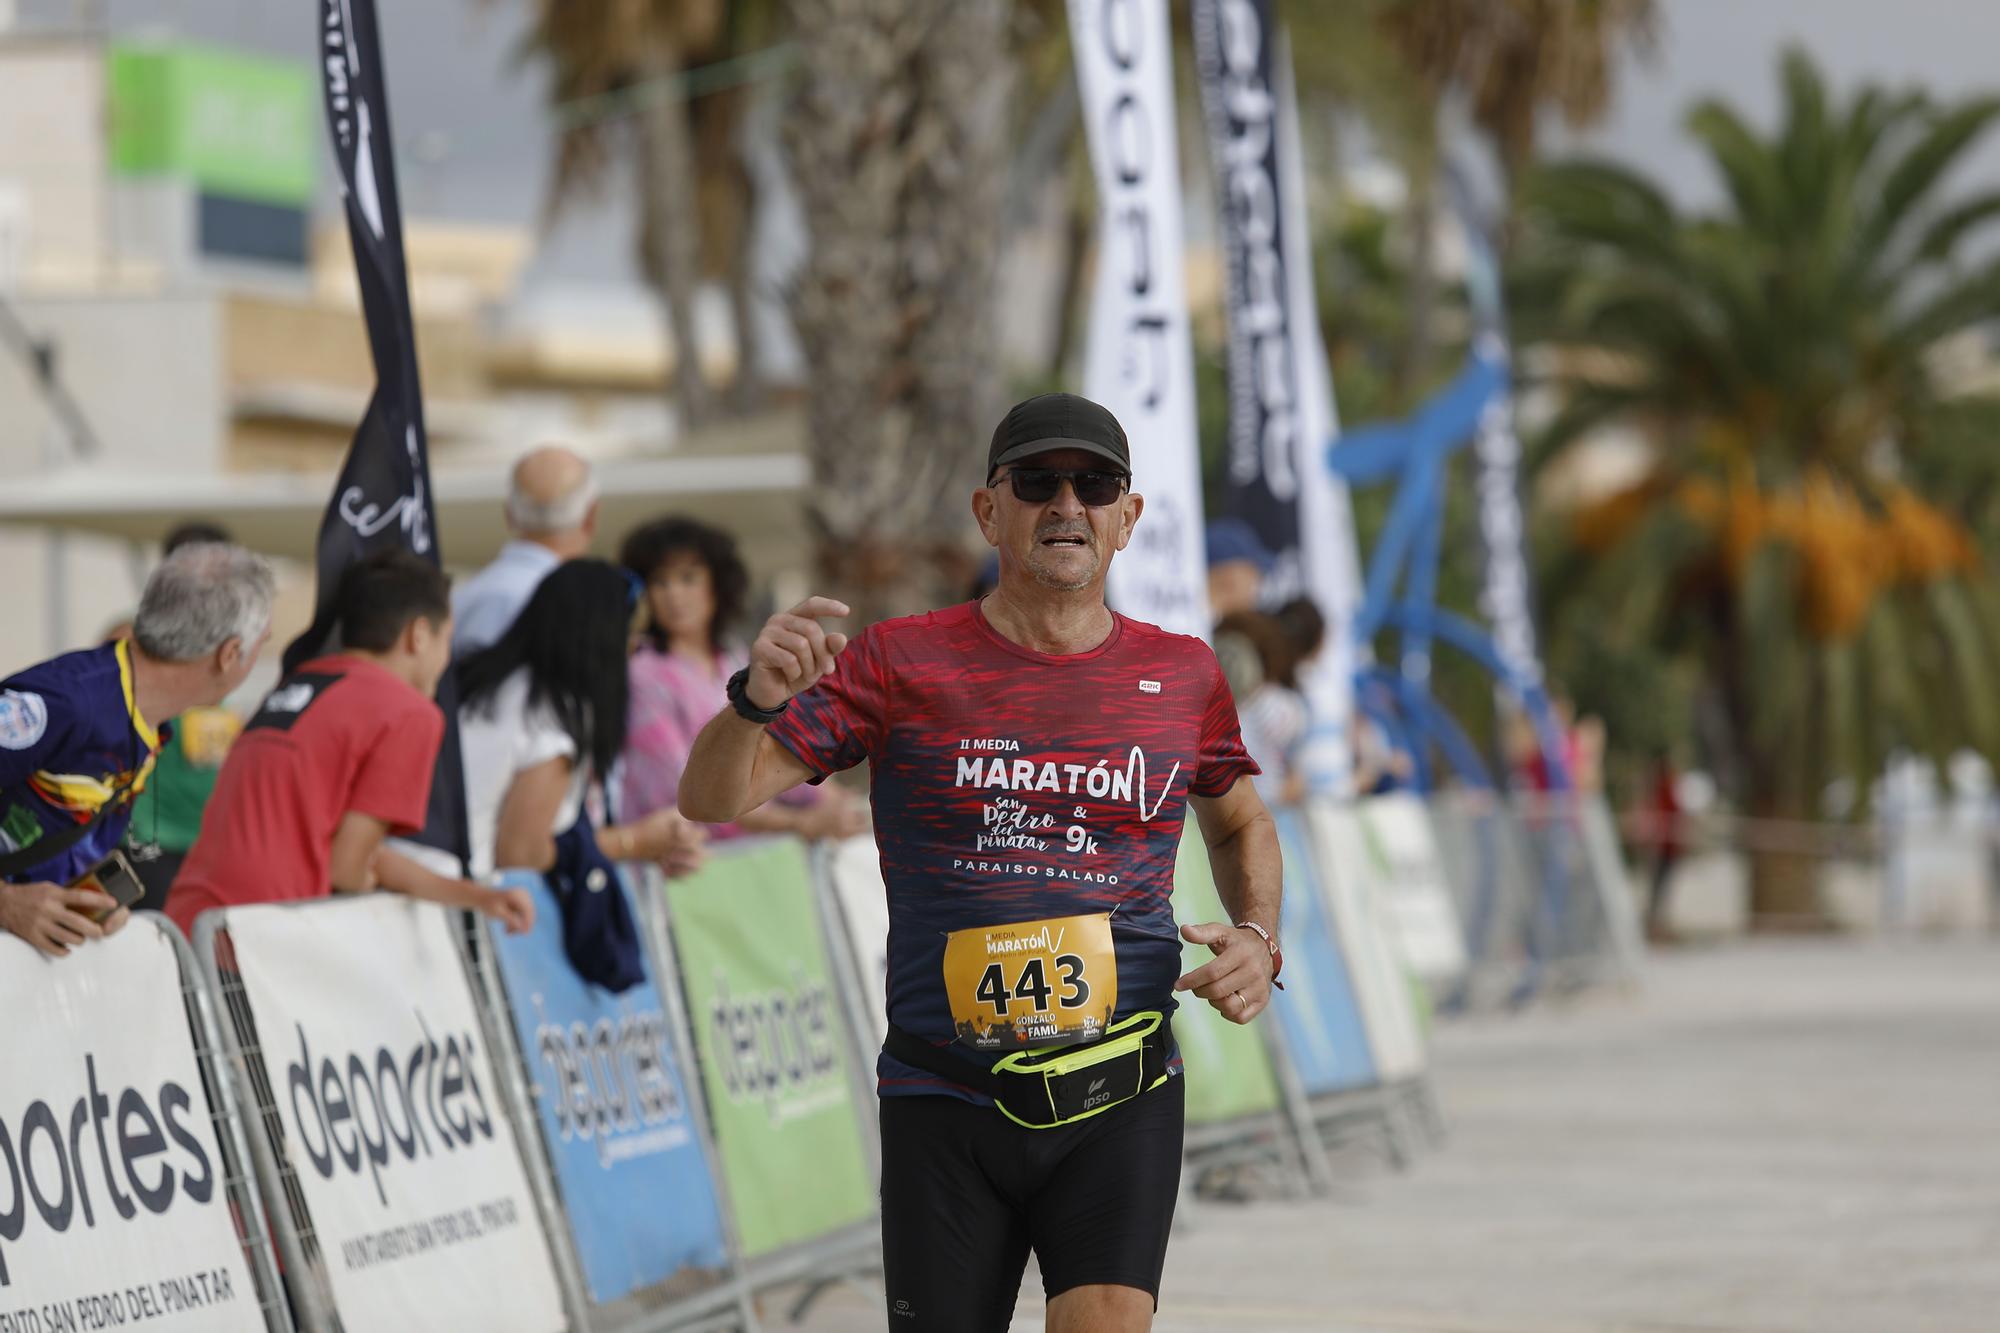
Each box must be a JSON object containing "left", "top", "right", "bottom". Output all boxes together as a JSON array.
[{"left": 726, "top": 667, "right": 790, "bottom": 724}]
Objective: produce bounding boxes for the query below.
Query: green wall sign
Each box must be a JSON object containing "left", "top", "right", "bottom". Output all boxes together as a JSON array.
[{"left": 109, "top": 43, "right": 315, "bottom": 207}]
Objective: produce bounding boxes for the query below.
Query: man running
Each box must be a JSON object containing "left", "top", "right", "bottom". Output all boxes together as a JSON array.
[{"left": 680, "top": 393, "right": 1282, "bottom": 1332}]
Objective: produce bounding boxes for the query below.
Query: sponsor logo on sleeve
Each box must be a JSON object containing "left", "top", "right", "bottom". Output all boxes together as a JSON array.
[{"left": 0, "top": 691, "right": 48, "bottom": 751}]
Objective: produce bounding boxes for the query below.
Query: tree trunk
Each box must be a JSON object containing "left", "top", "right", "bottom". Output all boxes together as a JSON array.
[
  {"left": 1746, "top": 843, "right": 1824, "bottom": 928},
  {"left": 695, "top": 83, "right": 768, "bottom": 413},
  {"left": 1395, "top": 156, "right": 1439, "bottom": 408},
  {"left": 904, "top": 0, "right": 1011, "bottom": 551},
  {"left": 1046, "top": 190, "right": 1092, "bottom": 383},
  {"left": 783, "top": 0, "right": 1010, "bottom": 624},
  {"left": 635, "top": 31, "right": 715, "bottom": 431}
]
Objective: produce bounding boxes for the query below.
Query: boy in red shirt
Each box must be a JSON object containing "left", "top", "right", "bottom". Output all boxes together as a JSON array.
[{"left": 166, "top": 550, "right": 533, "bottom": 937}]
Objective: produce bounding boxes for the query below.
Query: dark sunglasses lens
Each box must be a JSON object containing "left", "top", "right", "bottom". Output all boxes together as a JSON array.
[
  {"left": 1007, "top": 469, "right": 1125, "bottom": 505},
  {"left": 1009, "top": 470, "right": 1062, "bottom": 503},
  {"left": 1073, "top": 472, "right": 1126, "bottom": 505}
]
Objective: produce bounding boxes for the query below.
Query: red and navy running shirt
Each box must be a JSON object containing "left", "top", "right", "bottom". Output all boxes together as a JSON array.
[{"left": 767, "top": 601, "right": 1257, "bottom": 1099}]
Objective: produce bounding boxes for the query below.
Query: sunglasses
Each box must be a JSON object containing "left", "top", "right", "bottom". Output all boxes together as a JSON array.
[{"left": 990, "top": 467, "right": 1130, "bottom": 507}]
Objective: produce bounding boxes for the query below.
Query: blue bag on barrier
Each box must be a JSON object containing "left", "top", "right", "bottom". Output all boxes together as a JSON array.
[
  {"left": 548, "top": 816, "right": 646, "bottom": 994},
  {"left": 490, "top": 870, "right": 732, "bottom": 1305}
]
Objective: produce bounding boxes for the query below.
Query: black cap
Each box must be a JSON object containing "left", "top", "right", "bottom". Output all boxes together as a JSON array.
[{"left": 987, "top": 393, "right": 1131, "bottom": 476}]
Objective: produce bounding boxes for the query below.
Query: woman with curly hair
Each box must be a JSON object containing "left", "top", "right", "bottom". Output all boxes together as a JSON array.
[{"left": 619, "top": 516, "right": 868, "bottom": 841}]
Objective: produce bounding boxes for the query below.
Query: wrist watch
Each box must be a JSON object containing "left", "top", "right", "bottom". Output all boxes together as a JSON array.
[
  {"left": 726, "top": 666, "right": 790, "bottom": 724},
  {"left": 1236, "top": 920, "right": 1284, "bottom": 990}
]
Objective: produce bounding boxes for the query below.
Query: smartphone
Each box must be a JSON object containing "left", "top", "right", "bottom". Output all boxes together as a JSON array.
[{"left": 72, "top": 849, "right": 146, "bottom": 923}]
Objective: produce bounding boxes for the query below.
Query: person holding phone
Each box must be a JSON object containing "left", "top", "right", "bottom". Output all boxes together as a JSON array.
[{"left": 0, "top": 542, "right": 275, "bottom": 958}]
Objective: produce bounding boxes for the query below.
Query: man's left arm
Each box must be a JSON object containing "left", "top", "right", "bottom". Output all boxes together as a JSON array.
[{"left": 1175, "top": 775, "right": 1282, "bottom": 1024}]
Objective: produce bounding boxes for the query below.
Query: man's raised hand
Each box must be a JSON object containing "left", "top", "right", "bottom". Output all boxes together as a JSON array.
[{"left": 746, "top": 596, "right": 851, "bottom": 709}]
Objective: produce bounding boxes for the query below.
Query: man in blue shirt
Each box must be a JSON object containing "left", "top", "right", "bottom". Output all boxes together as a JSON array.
[
  {"left": 0, "top": 542, "right": 274, "bottom": 956},
  {"left": 451, "top": 445, "right": 599, "bottom": 654}
]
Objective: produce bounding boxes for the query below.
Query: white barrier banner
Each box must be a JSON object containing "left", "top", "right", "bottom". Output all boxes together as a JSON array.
[
  {"left": 1303, "top": 802, "right": 1427, "bottom": 1082},
  {"left": 1358, "top": 794, "right": 1471, "bottom": 984},
  {"left": 0, "top": 919, "right": 259, "bottom": 1333},
  {"left": 1072, "top": 0, "right": 1210, "bottom": 640},
  {"left": 224, "top": 897, "right": 565, "bottom": 1333},
  {"left": 826, "top": 836, "right": 891, "bottom": 1050}
]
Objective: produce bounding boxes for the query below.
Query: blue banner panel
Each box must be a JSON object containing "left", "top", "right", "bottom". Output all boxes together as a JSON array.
[
  {"left": 490, "top": 871, "right": 731, "bottom": 1305},
  {"left": 1269, "top": 809, "right": 1378, "bottom": 1095}
]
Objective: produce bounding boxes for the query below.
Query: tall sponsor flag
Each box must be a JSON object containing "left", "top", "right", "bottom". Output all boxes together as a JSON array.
[
  {"left": 1275, "top": 32, "right": 1362, "bottom": 793},
  {"left": 297, "top": 0, "right": 467, "bottom": 862},
  {"left": 1070, "top": 0, "right": 1209, "bottom": 640},
  {"left": 1449, "top": 154, "right": 1544, "bottom": 696},
  {"left": 1194, "top": 0, "right": 1305, "bottom": 601},
  {"left": 1196, "top": 2, "right": 1361, "bottom": 785}
]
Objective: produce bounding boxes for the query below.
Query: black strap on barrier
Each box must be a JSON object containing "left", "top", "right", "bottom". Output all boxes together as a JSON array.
[{"left": 885, "top": 1018, "right": 1171, "bottom": 1129}]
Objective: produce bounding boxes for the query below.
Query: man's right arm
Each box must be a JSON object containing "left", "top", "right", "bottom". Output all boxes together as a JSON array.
[
  {"left": 677, "top": 714, "right": 818, "bottom": 823},
  {"left": 678, "top": 596, "right": 853, "bottom": 824}
]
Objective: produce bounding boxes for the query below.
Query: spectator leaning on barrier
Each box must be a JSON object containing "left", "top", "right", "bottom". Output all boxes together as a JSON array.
[
  {"left": 458, "top": 558, "right": 706, "bottom": 880},
  {"left": 619, "top": 515, "right": 867, "bottom": 843},
  {"left": 122, "top": 521, "right": 249, "bottom": 911},
  {"left": 680, "top": 391, "right": 1283, "bottom": 1333},
  {"left": 0, "top": 542, "right": 274, "bottom": 957},
  {"left": 452, "top": 444, "right": 599, "bottom": 656},
  {"left": 164, "top": 549, "right": 533, "bottom": 938}
]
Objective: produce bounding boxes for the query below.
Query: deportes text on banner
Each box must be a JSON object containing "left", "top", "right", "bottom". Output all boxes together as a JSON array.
[
  {"left": 665, "top": 840, "right": 874, "bottom": 1260},
  {"left": 0, "top": 921, "right": 260, "bottom": 1333},
  {"left": 1070, "top": 0, "right": 1210, "bottom": 639},
  {"left": 1266, "top": 810, "right": 1378, "bottom": 1096},
  {"left": 488, "top": 871, "right": 732, "bottom": 1306},
  {"left": 223, "top": 896, "right": 566, "bottom": 1333}
]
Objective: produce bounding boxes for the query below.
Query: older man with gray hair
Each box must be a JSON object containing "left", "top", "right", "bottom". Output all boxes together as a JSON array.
[
  {"left": 452, "top": 444, "right": 600, "bottom": 654},
  {"left": 0, "top": 542, "right": 274, "bottom": 956}
]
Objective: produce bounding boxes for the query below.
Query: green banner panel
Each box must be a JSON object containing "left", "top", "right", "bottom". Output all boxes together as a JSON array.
[
  {"left": 1171, "top": 832, "right": 1283, "bottom": 1125},
  {"left": 666, "top": 839, "right": 875, "bottom": 1259},
  {"left": 109, "top": 43, "right": 315, "bottom": 206}
]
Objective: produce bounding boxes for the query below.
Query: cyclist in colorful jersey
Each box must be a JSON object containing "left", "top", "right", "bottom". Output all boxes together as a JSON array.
[{"left": 681, "top": 393, "right": 1283, "bottom": 1333}]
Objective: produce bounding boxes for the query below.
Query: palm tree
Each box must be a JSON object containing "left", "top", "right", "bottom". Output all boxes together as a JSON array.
[
  {"left": 782, "top": 0, "right": 1013, "bottom": 624},
  {"left": 1376, "top": 0, "right": 1656, "bottom": 395},
  {"left": 515, "top": 0, "right": 749, "bottom": 428},
  {"left": 1516, "top": 49, "right": 2000, "bottom": 923}
]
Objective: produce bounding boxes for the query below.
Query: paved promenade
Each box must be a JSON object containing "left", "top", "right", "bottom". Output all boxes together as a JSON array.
[{"left": 786, "top": 936, "right": 2000, "bottom": 1331}]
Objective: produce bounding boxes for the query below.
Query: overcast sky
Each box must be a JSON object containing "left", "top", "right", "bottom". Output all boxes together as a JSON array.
[{"left": 21, "top": 0, "right": 2000, "bottom": 286}]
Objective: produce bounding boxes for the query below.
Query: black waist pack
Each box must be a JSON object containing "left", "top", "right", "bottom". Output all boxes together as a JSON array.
[{"left": 885, "top": 1012, "right": 1171, "bottom": 1129}]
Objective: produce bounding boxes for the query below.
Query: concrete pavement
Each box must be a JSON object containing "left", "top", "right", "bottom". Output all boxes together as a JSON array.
[{"left": 778, "top": 937, "right": 2000, "bottom": 1332}]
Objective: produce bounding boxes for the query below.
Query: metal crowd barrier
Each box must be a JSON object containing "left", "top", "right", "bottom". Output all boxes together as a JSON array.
[
  {"left": 1427, "top": 788, "right": 1645, "bottom": 1008},
  {"left": 17, "top": 796, "right": 1560, "bottom": 1332},
  {"left": 462, "top": 871, "right": 755, "bottom": 1333},
  {"left": 163, "top": 918, "right": 296, "bottom": 1333},
  {"left": 630, "top": 846, "right": 882, "bottom": 1322}
]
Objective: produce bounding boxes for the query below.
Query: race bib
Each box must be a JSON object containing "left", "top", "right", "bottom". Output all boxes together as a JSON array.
[{"left": 942, "top": 912, "right": 1117, "bottom": 1052}]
